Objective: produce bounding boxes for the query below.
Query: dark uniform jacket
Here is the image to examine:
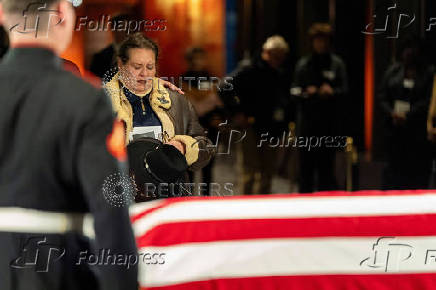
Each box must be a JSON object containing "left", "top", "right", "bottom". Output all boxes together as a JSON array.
[{"left": 0, "top": 48, "right": 137, "bottom": 290}]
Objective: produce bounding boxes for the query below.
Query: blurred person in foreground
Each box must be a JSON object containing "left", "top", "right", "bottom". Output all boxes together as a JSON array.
[
  {"left": 181, "top": 47, "right": 225, "bottom": 195},
  {"left": 0, "top": 1, "right": 137, "bottom": 290},
  {"left": 103, "top": 33, "right": 214, "bottom": 200},
  {"left": 221, "top": 35, "right": 292, "bottom": 195},
  {"left": 0, "top": 25, "right": 8, "bottom": 58},
  {"left": 292, "top": 23, "right": 348, "bottom": 193},
  {"left": 379, "top": 36, "right": 434, "bottom": 190}
]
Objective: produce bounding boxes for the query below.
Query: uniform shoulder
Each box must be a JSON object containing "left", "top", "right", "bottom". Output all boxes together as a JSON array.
[
  {"left": 52, "top": 69, "right": 109, "bottom": 109},
  {"left": 57, "top": 69, "right": 101, "bottom": 94}
]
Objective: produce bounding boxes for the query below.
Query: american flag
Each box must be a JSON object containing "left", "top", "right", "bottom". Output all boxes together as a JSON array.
[{"left": 130, "top": 190, "right": 436, "bottom": 290}]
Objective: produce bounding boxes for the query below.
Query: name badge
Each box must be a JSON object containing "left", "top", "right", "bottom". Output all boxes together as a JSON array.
[
  {"left": 198, "top": 81, "right": 211, "bottom": 91},
  {"left": 322, "top": 70, "right": 336, "bottom": 81},
  {"left": 273, "top": 109, "right": 285, "bottom": 122},
  {"left": 403, "top": 79, "right": 415, "bottom": 89},
  {"left": 394, "top": 100, "right": 411, "bottom": 115}
]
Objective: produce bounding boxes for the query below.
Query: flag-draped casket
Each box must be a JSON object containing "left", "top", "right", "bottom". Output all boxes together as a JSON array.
[{"left": 130, "top": 190, "right": 436, "bottom": 290}]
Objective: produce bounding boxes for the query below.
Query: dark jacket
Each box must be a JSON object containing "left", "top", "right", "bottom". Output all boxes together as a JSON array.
[
  {"left": 293, "top": 53, "right": 348, "bottom": 136},
  {"left": 104, "top": 73, "right": 215, "bottom": 171},
  {"left": 0, "top": 48, "right": 137, "bottom": 290},
  {"left": 378, "top": 62, "right": 434, "bottom": 161},
  {"left": 220, "top": 58, "right": 293, "bottom": 137},
  {"left": 379, "top": 62, "right": 434, "bottom": 128},
  {"left": 90, "top": 45, "right": 116, "bottom": 79}
]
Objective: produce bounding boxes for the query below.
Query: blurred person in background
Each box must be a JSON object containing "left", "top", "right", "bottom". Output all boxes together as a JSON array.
[
  {"left": 427, "top": 72, "right": 436, "bottom": 188},
  {"left": 292, "top": 23, "right": 348, "bottom": 193},
  {"left": 181, "top": 47, "right": 225, "bottom": 195},
  {"left": 379, "top": 36, "right": 434, "bottom": 190},
  {"left": 103, "top": 33, "right": 214, "bottom": 200},
  {"left": 0, "top": 0, "right": 138, "bottom": 290},
  {"left": 221, "top": 35, "right": 292, "bottom": 195},
  {"left": 90, "top": 14, "right": 131, "bottom": 78}
]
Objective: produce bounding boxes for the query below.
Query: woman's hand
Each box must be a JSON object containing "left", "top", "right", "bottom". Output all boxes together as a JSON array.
[
  {"left": 391, "top": 111, "right": 406, "bottom": 125},
  {"left": 166, "top": 140, "right": 186, "bottom": 155},
  {"left": 319, "top": 83, "right": 334, "bottom": 97},
  {"left": 306, "top": 85, "right": 318, "bottom": 95},
  {"left": 159, "top": 78, "right": 185, "bottom": 95}
]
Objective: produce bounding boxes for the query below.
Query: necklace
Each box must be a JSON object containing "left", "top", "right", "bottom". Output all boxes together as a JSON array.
[{"left": 140, "top": 98, "right": 146, "bottom": 115}]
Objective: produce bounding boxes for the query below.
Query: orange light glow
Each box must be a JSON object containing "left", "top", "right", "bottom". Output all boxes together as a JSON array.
[
  {"left": 364, "top": 0, "right": 374, "bottom": 152},
  {"left": 61, "top": 30, "right": 84, "bottom": 75}
]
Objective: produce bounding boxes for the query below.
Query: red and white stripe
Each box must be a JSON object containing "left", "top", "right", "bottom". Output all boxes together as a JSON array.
[{"left": 130, "top": 190, "right": 436, "bottom": 290}]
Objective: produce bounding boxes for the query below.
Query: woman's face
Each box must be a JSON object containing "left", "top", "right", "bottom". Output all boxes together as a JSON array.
[{"left": 118, "top": 48, "right": 156, "bottom": 94}]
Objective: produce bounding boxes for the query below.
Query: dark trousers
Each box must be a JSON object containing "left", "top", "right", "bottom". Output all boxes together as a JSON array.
[
  {"left": 383, "top": 130, "right": 432, "bottom": 190},
  {"left": 383, "top": 164, "right": 431, "bottom": 190},
  {"left": 298, "top": 148, "right": 337, "bottom": 193},
  {"left": 188, "top": 157, "right": 215, "bottom": 196},
  {"left": 0, "top": 232, "right": 98, "bottom": 290},
  {"left": 240, "top": 127, "right": 278, "bottom": 195},
  {"left": 383, "top": 151, "right": 432, "bottom": 190}
]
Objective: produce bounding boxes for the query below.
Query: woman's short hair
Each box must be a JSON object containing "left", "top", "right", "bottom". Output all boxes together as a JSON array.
[{"left": 117, "top": 33, "right": 159, "bottom": 63}]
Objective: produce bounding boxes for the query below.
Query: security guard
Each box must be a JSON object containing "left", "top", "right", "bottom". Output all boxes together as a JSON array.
[{"left": 0, "top": 1, "right": 137, "bottom": 290}]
